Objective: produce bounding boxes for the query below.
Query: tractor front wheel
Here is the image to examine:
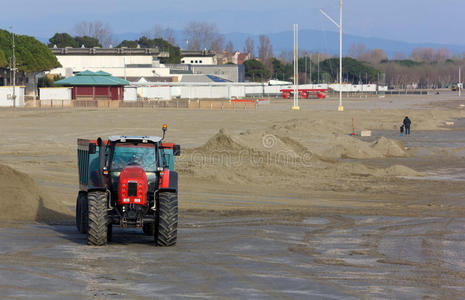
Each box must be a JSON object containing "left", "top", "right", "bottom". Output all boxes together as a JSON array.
[
  {"left": 87, "top": 191, "right": 109, "bottom": 246},
  {"left": 154, "top": 192, "right": 178, "bottom": 246},
  {"left": 75, "top": 194, "right": 81, "bottom": 232},
  {"left": 76, "top": 192, "right": 88, "bottom": 234}
]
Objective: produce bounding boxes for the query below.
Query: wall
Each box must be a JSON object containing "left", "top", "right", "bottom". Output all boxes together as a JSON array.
[
  {"left": 329, "top": 84, "right": 378, "bottom": 92},
  {"left": 124, "top": 86, "right": 138, "bottom": 101},
  {"left": 123, "top": 82, "right": 387, "bottom": 101},
  {"left": 39, "top": 87, "right": 72, "bottom": 100},
  {"left": 191, "top": 65, "right": 241, "bottom": 82},
  {"left": 0, "top": 86, "right": 25, "bottom": 107},
  {"left": 140, "top": 86, "right": 172, "bottom": 100}
]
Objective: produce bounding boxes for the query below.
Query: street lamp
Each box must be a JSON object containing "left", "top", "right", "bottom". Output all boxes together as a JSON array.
[{"left": 320, "top": 0, "right": 344, "bottom": 111}]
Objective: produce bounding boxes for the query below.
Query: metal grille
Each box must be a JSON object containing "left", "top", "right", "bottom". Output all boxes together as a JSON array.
[{"left": 128, "top": 182, "right": 137, "bottom": 197}]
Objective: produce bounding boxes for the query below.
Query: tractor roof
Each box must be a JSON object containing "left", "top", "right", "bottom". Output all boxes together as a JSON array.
[{"left": 108, "top": 136, "right": 162, "bottom": 143}]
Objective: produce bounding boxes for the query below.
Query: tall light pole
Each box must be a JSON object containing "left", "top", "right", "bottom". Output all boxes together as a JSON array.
[
  {"left": 292, "top": 24, "right": 300, "bottom": 111},
  {"left": 320, "top": 0, "right": 344, "bottom": 111},
  {"left": 10, "top": 27, "right": 16, "bottom": 108}
]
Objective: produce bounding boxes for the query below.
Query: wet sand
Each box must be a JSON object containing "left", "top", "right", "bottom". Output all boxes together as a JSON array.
[{"left": 0, "top": 92, "right": 465, "bottom": 298}]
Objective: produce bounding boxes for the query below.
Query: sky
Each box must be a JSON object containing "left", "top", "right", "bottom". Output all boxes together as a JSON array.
[{"left": 1, "top": 0, "right": 464, "bottom": 45}]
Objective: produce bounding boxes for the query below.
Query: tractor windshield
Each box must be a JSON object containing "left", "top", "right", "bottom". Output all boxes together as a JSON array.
[{"left": 110, "top": 143, "right": 157, "bottom": 172}]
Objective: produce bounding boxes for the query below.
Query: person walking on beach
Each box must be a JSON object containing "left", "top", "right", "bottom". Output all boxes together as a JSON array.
[
  {"left": 403, "top": 116, "right": 411, "bottom": 135},
  {"left": 400, "top": 124, "right": 404, "bottom": 136}
]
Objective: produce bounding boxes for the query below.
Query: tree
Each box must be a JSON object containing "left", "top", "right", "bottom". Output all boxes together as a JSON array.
[
  {"left": 225, "top": 41, "right": 234, "bottom": 54},
  {"left": 75, "top": 36, "right": 101, "bottom": 48},
  {"left": 411, "top": 48, "right": 434, "bottom": 63},
  {"left": 38, "top": 74, "right": 64, "bottom": 87},
  {"left": 210, "top": 35, "right": 224, "bottom": 53},
  {"left": 243, "top": 59, "right": 271, "bottom": 82},
  {"left": 320, "top": 57, "right": 379, "bottom": 83},
  {"left": 118, "top": 40, "right": 138, "bottom": 48},
  {"left": 348, "top": 43, "right": 368, "bottom": 59},
  {"left": 258, "top": 35, "right": 273, "bottom": 71},
  {"left": 272, "top": 58, "right": 292, "bottom": 81},
  {"left": 183, "top": 21, "right": 224, "bottom": 52},
  {"left": 393, "top": 52, "right": 407, "bottom": 60},
  {"left": 258, "top": 35, "right": 273, "bottom": 62},
  {"left": 73, "top": 21, "right": 114, "bottom": 47},
  {"left": 278, "top": 50, "right": 293, "bottom": 63},
  {"left": 362, "top": 49, "right": 387, "bottom": 65},
  {"left": 348, "top": 43, "right": 387, "bottom": 65},
  {"left": 48, "top": 33, "right": 78, "bottom": 48},
  {"left": 0, "top": 29, "right": 60, "bottom": 73},
  {"left": 117, "top": 37, "right": 181, "bottom": 64},
  {"left": 244, "top": 37, "right": 255, "bottom": 58},
  {"left": 145, "top": 24, "right": 177, "bottom": 45},
  {"left": 0, "top": 50, "right": 7, "bottom": 68}
]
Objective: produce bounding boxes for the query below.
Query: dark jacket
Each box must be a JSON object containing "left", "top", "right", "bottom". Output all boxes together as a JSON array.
[{"left": 403, "top": 117, "right": 411, "bottom": 127}]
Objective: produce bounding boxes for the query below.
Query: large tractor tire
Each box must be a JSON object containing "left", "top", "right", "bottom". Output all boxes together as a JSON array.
[
  {"left": 76, "top": 192, "right": 88, "bottom": 233},
  {"left": 75, "top": 194, "right": 81, "bottom": 232},
  {"left": 154, "top": 192, "right": 178, "bottom": 246},
  {"left": 87, "top": 191, "right": 109, "bottom": 246}
]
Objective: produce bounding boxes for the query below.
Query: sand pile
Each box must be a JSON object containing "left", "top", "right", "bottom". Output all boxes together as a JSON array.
[
  {"left": 197, "top": 128, "right": 248, "bottom": 152},
  {"left": 318, "top": 136, "right": 408, "bottom": 160},
  {"left": 0, "top": 164, "right": 70, "bottom": 223},
  {"left": 178, "top": 128, "right": 421, "bottom": 191},
  {"left": 192, "top": 128, "right": 311, "bottom": 159},
  {"left": 371, "top": 137, "right": 407, "bottom": 157},
  {"left": 178, "top": 129, "right": 316, "bottom": 185},
  {"left": 376, "top": 165, "right": 424, "bottom": 177}
]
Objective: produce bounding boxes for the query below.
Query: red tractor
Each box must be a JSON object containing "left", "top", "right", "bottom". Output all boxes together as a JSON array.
[{"left": 75, "top": 125, "right": 181, "bottom": 246}]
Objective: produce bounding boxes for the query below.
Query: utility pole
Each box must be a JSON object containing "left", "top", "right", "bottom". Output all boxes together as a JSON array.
[
  {"left": 292, "top": 24, "right": 300, "bottom": 111},
  {"left": 459, "top": 66, "right": 462, "bottom": 97},
  {"left": 320, "top": 0, "right": 344, "bottom": 111},
  {"left": 10, "top": 27, "right": 16, "bottom": 108},
  {"left": 317, "top": 53, "right": 320, "bottom": 84},
  {"left": 309, "top": 56, "right": 312, "bottom": 85},
  {"left": 304, "top": 55, "right": 307, "bottom": 84}
]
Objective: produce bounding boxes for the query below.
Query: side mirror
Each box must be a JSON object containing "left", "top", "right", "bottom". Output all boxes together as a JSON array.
[
  {"left": 173, "top": 144, "right": 181, "bottom": 156},
  {"left": 88, "top": 143, "right": 97, "bottom": 154}
]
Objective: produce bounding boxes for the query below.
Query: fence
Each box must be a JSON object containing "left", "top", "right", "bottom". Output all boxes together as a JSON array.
[
  {"left": 187, "top": 100, "right": 257, "bottom": 110},
  {"left": 23, "top": 99, "right": 257, "bottom": 110}
]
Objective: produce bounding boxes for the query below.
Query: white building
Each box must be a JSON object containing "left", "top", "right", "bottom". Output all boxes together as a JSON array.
[
  {"left": 48, "top": 47, "right": 244, "bottom": 83},
  {"left": 180, "top": 50, "right": 217, "bottom": 65},
  {"left": 49, "top": 47, "right": 173, "bottom": 80}
]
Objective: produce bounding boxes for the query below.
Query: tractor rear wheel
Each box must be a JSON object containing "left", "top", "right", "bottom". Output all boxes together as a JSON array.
[
  {"left": 154, "top": 192, "right": 178, "bottom": 246},
  {"left": 87, "top": 191, "right": 109, "bottom": 246}
]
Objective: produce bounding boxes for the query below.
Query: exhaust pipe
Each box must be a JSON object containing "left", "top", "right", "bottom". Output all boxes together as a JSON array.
[{"left": 97, "top": 137, "right": 106, "bottom": 188}]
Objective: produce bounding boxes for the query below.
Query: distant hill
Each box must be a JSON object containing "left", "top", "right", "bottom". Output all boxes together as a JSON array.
[
  {"left": 40, "top": 29, "right": 465, "bottom": 58},
  {"left": 222, "top": 29, "right": 465, "bottom": 57}
]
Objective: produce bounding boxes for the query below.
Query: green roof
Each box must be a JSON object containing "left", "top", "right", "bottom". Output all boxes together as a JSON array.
[{"left": 55, "top": 70, "right": 129, "bottom": 86}]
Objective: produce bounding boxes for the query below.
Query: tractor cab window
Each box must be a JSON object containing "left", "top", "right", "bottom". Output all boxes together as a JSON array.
[{"left": 110, "top": 143, "right": 157, "bottom": 172}]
